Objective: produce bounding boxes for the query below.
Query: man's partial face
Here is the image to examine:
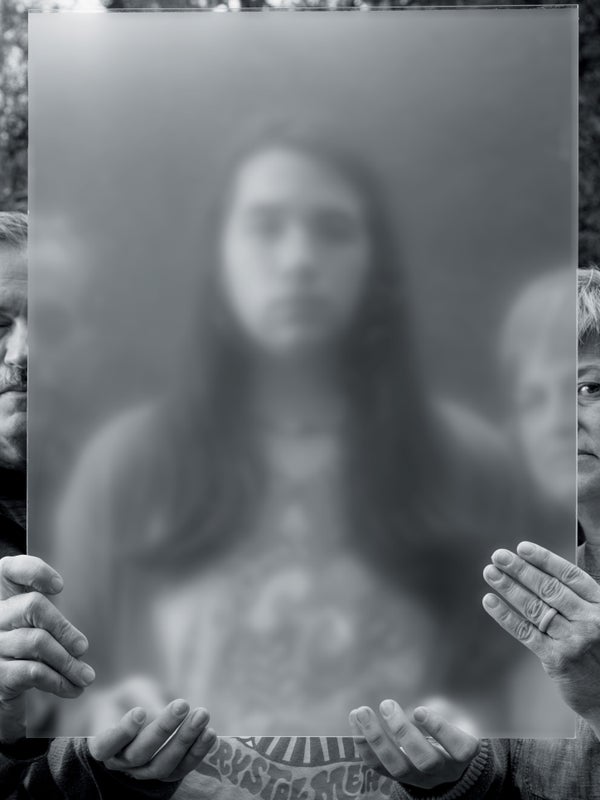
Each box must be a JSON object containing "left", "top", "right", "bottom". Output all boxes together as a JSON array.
[
  {"left": 578, "top": 335, "right": 600, "bottom": 510},
  {"left": 0, "top": 243, "right": 27, "bottom": 470}
]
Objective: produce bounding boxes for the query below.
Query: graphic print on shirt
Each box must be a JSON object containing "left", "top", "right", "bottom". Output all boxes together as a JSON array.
[{"left": 184, "top": 735, "right": 395, "bottom": 800}]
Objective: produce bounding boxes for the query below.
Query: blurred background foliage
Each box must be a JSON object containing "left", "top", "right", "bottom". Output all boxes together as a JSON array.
[{"left": 0, "top": 0, "right": 598, "bottom": 265}]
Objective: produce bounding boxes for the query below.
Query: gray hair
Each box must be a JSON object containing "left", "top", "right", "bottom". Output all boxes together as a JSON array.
[
  {"left": 0, "top": 212, "right": 27, "bottom": 249},
  {"left": 578, "top": 267, "right": 600, "bottom": 344}
]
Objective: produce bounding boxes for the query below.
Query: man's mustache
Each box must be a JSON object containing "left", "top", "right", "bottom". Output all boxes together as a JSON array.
[{"left": 0, "top": 367, "right": 27, "bottom": 394}]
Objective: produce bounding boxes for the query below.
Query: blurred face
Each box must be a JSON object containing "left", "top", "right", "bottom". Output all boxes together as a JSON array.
[
  {"left": 577, "top": 336, "right": 600, "bottom": 514},
  {"left": 219, "top": 148, "right": 371, "bottom": 358},
  {"left": 0, "top": 244, "right": 27, "bottom": 469},
  {"left": 513, "top": 340, "right": 575, "bottom": 510}
]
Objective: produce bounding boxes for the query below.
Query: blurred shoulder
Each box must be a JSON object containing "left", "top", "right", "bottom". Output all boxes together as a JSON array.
[{"left": 73, "top": 395, "right": 187, "bottom": 472}]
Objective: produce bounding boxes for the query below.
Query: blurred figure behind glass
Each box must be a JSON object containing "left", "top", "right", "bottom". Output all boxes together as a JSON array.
[{"left": 49, "top": 120, "right": 532, "bottom": 737}]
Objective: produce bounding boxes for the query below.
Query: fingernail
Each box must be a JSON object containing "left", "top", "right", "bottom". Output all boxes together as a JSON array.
[
  {"left": 492, "top": 549, "right": 512, "bottom": 567},
  {"left": 72, "top": 638, "right": 88, "bottom": 657},
  {"left": 172, "top": 700, "right": 189, "bottom": 717},
  {"left": 80, "top": 665, "right": 95, "bottom": 685},
  {"left": 380, "top": 699, "right": 395, "bottom": 717},
  {"left": 356, "top": 708, "right": 371, "bottom": 726},
  {"left": 203, "top": 727, "right": 217, "bottom": 741},
  {"left": 483, "top": 565, "right": 502, "bottom": 583},
  {"left": 517, "top": 542, "right": 535, "bottom": 557},
  {"left": 133, "top": 708, "right": 146, "bottom": 725},
  {"left": 50, "top": 576, "right": 64, "bottom": 592},
  {"left": 413, "top": 707, "right": 427, "bottom": 724},
  {"left": 190, "top": 708, "right": 209, "bottom": 729},
  {"left": 483, "top": 594, "right": 499, "bottom": 608}
]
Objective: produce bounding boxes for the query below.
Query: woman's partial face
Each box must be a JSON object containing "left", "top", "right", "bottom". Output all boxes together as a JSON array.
[
  {"left": 219, "top": 147, "right": 371, "bottom": 358},
  {"left": 578, "top": 336, "right": 600, "bottom": 515}
]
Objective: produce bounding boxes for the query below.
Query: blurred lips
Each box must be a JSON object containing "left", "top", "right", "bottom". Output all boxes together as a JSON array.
[{"left": 268, "top": 294, "right": 329, "bottom": 321}]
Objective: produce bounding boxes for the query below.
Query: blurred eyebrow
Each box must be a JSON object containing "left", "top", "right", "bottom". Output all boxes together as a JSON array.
[
  {"left": 242, "top": 203, "right": 358, "bottom": 224},
  {"left": 243, "top": 203, "right": 285, "bottom": 215}
]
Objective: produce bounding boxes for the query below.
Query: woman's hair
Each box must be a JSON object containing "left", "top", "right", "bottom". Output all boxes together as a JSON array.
[
  {"left": 133, "top": 120, "right": 472, "bottom": 597},
  {"left": 578, "top": 267, "right": 600, "bottom": 343}
]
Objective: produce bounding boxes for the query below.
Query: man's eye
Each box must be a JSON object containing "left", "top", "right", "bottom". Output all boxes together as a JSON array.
[{"left": 578, "top": 383, "right": 600, "bottom": 397}]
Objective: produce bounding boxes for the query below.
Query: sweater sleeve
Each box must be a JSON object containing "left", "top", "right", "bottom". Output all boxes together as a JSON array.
[
  {"left": 0, "top": 737, "right": 182, "bottom": 800},
  {"left": 389, "top": 740, "right": 516, "bottom": 800}
]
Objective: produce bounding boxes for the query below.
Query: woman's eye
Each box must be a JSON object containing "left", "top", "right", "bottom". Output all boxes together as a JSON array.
[
  {"left": 312, "top": 214, "right": 355, "bottom": 244},
  {"left": 245, "top": 214, "right": 283, "bottom": 240},
  {"left": 578, "top": 382, "right": 600, "bottom": 398}
]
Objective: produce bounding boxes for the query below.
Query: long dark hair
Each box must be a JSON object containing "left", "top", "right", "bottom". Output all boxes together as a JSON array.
[{"left": 129, "top": 120, "right": 471, "bottom": 600}]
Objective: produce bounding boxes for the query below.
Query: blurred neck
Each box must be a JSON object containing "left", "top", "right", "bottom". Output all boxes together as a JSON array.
[{"left": 251, "top": 352, "right": 345, "bottom": 433}]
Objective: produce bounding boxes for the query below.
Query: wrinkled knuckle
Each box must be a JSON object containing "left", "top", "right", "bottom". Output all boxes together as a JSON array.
[
  {"left": 24, "top": 591, "right": 44, "bottom": 618},
  {"left": 511, "top": 558, "right": 526, "bottom": 577},
  {"left": 27, "top": 661, "right": 42, "bottom": 685},
  {"left": 54, "top": 616, "right": 74, "bottom": 645},
  {"left": 515, "top": 619, "right": 534, "bottom": 642},
  {"left": 62, "top": 651, "right": 77, "bottom": 677},
  {"left": 30, "top": 628, "right": 47, "bottom": 658},
  {"left": 540, "top": 578, "right": 562, "bottom": 603},
  {"left": 525, "top": 597, "right": 545, "bottom": 622},
  {"left": 560, "top": 564, "right": 581, "bottom": 586}
]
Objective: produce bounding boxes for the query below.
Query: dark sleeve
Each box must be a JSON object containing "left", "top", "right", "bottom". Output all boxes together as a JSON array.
[
  {"left": 389, "top": 740, "right": 518, "bottom": 800},
  {"left": 0, "top": 737, "right": 182, "bottom": 800},
  {"left": 0, "top": 514, "right": 25, "bottom": 559}
]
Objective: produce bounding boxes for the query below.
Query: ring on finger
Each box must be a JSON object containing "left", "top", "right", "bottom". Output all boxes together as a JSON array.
[{"left": 537, "top": 606, "right": 558, "bottom": 634}]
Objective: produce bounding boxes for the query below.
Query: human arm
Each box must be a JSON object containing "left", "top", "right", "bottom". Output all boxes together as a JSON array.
[
  {"left": 348, "top": 701, "right": 516, "bottom": 800},
  {"left": 482, "top": 541, "right": 600, "bottom": 739},
  {"left": 0, "top": 703, "right": 216, "bottom": 800}
]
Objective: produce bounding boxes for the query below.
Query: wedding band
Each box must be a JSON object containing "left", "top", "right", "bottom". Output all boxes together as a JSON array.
[{"left": 538, "top": 606, "right": 557, "bottom": 634}]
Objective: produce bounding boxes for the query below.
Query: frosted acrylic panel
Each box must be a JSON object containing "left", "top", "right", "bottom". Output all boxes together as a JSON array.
[{"left": 28, "top": 8, "right": 577, "bottom": 737}]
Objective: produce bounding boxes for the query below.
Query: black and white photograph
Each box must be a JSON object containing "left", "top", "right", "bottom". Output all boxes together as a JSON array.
[{"left": 0, "top": 2, "right": 599, "bottom": 799}]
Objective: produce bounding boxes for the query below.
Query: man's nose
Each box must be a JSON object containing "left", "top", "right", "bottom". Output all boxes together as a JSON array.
[{"left": 3, "top": 318, "right": 28, "bottom": 370}]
